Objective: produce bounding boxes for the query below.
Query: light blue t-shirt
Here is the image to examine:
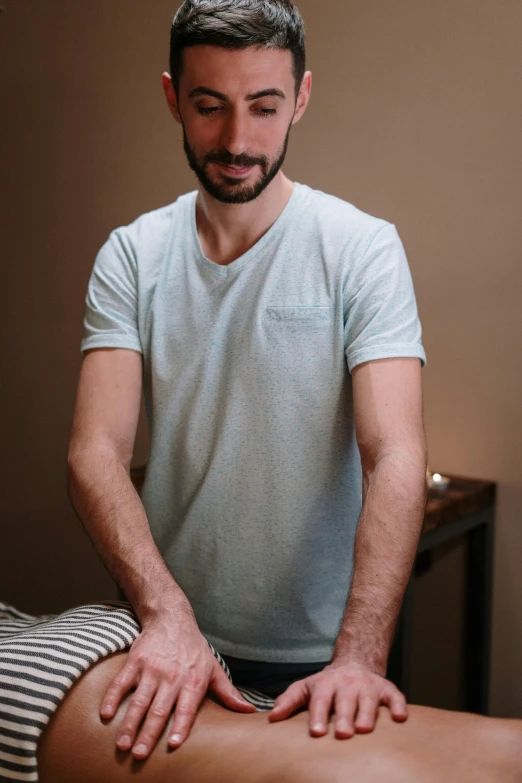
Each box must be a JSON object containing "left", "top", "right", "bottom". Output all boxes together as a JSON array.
[{"left": 81, "top": 182, "right": 427, "bottom": 662}]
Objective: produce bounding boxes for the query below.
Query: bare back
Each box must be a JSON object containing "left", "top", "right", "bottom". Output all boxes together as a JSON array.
[{"left": 38, "top": 651, "right": 522, "bottom": 783}]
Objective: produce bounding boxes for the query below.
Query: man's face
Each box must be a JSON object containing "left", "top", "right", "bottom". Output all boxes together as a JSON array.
[{"left": 170, "top": 45, "right": 302, "bottom": 204}]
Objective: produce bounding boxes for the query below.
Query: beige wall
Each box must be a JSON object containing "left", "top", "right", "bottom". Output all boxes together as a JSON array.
[{"left": 1, "top": 1, "right": 520, "bottom": 717}]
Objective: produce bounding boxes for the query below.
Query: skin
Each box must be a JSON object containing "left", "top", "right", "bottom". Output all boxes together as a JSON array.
[
  {"left": 68, "top": 42, "right": 426, "bottom": 765},
  {"left": 37, "top": 650, "right": 522, "bottom": 783}
]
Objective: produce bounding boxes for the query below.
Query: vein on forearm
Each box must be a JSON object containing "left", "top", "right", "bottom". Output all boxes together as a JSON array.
[{"left": 333, "top": 449, "right": 428, "bottom": 671}]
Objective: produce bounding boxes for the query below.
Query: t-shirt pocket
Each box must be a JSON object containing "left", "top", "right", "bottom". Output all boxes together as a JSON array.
[
  {"left": 264, "top": 305, "right": 333, "bottom": 329},
  {"left": 262, "top": 306, "right": 335, "bottom": 393}
]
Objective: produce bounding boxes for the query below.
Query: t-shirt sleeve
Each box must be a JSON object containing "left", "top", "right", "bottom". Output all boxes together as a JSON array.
[
  {"left": 343, "top": 222, "right": 427, "bottom": 373},
  {"left": 80, "top": 227, "right": 143, "bottom": 354}
]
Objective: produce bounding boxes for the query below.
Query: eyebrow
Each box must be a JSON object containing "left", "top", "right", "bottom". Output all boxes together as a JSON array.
[{"left": 188, "top": 87, "right": 286, "bottom": 101}]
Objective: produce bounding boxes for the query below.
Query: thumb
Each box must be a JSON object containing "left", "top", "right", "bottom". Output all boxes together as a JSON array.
[{"left": 210, "top": 662, "right": 257, "bottom": 712}]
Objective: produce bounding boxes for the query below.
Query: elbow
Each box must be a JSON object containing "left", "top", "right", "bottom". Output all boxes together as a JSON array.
[
  {"left": 361, "top": 442, "right": 428, "bottom": 481},
  {"left": 66, "top": 447, "right": 87, "bottom": 506},
  {"left": 66, "top": 438, "right": 130, "bottom": 494},
  {"left": 66, "top": 440, "right": 89, "bottom": 484}
]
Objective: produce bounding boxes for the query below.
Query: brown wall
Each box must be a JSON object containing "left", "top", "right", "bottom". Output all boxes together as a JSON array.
[{"left": 1, "top": 1, "right": 521, "bottom": 717}]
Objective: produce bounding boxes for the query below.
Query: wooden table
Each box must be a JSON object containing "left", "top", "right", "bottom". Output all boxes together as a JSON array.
[
  {"left": 386, "top": 473, "right": 496, "bottom": 716},
  {"left": 129, "top": 467, "right": 496, "bottom": 715}
]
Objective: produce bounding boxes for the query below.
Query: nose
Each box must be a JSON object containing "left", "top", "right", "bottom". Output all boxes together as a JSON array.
[{"left": 219, "top": 109, "right": 249, "bottom": 157}]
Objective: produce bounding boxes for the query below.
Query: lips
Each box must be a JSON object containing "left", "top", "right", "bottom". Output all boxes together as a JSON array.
[{"left": 216, "top": 162, "right": 254, "bottom": 176}]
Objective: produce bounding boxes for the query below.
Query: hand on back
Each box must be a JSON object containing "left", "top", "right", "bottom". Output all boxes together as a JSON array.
[{"left": 100, "top": 609, "right": 256, "bottom": 759}]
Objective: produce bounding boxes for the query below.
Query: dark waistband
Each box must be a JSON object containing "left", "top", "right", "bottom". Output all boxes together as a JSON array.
[
  {"left": 220, "top": 653, "right": 330, "bottom": 697},
  {"left": 221, "top": 653, "right": 330, "bottom": 675}
]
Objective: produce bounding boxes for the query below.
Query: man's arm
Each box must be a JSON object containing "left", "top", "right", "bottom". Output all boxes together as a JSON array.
[
  {"left": 269, "top": 356, "right": 427, "bottom": 737},
  {"left": 67, "top": 347, "right": 190, "bottom": 619},
  {"left": 331, "top": 356, "right": 428, "bottom": 670},
  {"left": 67, "top": 347, "right": 254, "bottom": 760}
]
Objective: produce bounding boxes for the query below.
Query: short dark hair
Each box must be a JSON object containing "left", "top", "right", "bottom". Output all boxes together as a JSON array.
[{"left": 169, "top": 0, "right": 306, "bottom": 100}]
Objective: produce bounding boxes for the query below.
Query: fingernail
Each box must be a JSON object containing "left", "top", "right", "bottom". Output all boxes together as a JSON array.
[
  {"left": 312, "top": 723, "right": 323, "bottom": 732},
  {"left": 133, "top": 744, "right": 147, "bottom": 756},
  {"left": 118, "top": 735, "right": 131, "bottom": 750},
  {"left": 169, "top": 733, "right": 182, "bottom": 744},
  {"left": 102, "top": 704, "right": 113, "bottom": 717}
]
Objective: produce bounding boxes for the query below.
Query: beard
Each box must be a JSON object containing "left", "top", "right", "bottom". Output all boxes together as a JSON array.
[{"left": 181, "top": 119, "right": 293, "bottom": 204}]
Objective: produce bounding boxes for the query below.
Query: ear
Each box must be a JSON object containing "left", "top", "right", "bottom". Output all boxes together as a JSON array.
[
  {"left": 162, "top": 72, "right": 182, "bottom": 124},
  {"left": 292, "top": 70, "right": 312, "bottom": 125}
]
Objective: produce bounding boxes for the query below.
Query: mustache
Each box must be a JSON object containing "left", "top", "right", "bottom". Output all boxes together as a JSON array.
[{"left": 204, "top": 150, "right": 267, "bottom": 168}]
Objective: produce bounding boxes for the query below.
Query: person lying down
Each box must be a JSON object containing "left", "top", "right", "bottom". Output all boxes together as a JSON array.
[{"left": 1, "top": 601, "right": 521, "bottom": 783}]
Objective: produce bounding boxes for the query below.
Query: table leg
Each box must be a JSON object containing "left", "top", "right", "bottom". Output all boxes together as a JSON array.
[{"left": 464, "top": 508, "right": 495, "bottom": 715}]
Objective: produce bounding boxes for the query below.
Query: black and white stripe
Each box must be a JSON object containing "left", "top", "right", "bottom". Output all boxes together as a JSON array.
[{"left": 0, "top": 601, "right": 274, "bottom": 783}]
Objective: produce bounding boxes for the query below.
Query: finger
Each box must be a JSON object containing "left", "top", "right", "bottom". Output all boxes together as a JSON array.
[
  {"left": 131, "top": 680, "right": 181, "bottom": 759},
  {"left": 167, "top": 684, "right": 206, "bottom": 748},
  {"left": 268, "top": 680, "right": 309, "bottom": 722},
  {"left": 308, "top": 687, "right": 335, "bottom": 737},
  {"left": 383, "top": 687, "right": 408, "bottom": 721},
  {"left": 211, "top": 664, "right": 257, "bottom": 712},
  {"left": 333, "top": 689, "right": 358, "bottom": 738},
  {"left": 354, "top": 691, "right": 380, "bottom": 733},
  {"left": 115, "top": 675, "right": 158, "bottom": 751},
  {"left": 100, "top": 660, "right": 139, "bottom": 719}
]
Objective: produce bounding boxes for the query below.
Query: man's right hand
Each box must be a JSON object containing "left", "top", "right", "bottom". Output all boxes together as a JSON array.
[{"left": 99, "top": 609, "right": 256, "bottom": 759}]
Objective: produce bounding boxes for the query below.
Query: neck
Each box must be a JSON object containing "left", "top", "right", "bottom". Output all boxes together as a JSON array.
[{"left": 194, "top": 172, "right": 295, "bottom": 266}]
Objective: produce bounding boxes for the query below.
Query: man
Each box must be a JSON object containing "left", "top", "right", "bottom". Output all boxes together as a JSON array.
[{"left": 68, "top": 0, "right": 428, "bottom": 764}]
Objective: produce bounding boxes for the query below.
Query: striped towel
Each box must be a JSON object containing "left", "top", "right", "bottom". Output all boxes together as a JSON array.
[{"left": 0, "top": 601, "right": 275, "bottom": 782}]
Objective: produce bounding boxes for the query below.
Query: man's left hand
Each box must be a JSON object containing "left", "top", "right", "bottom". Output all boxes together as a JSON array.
[{"left": 267, "top": 660, "right": 408, "bottom": 738}]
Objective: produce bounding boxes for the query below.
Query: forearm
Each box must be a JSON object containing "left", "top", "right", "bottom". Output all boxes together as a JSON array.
[
  {"left": 67, "top": 445, "right": 193, "bottom": 624},
  {"left": 332, "top": 449, "right": 428, "bottom": 673}
]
